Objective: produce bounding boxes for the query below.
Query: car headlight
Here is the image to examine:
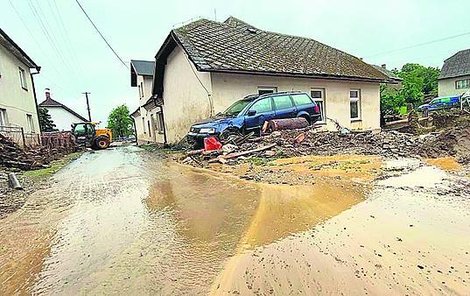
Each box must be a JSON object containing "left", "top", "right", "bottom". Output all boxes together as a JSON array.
[{"left": 199, "top": 127, "right": 216, "bottom": 134}]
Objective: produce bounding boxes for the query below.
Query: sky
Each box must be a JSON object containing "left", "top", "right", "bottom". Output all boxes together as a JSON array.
[{"left": 1, "top": 0, "right": 469, "bottom": 125}]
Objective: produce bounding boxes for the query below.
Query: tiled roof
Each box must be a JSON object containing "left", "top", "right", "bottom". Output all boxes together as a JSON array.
[
  {"left": 439, "top": 49, "right": 470, "bottom": 80},
  {"left": 130, "top": 60, "right": 155, "bottom": 76},
  {"left": 39, "top": 96, "right": 88, "bottom": 122},
  {"left": 169, "top": 17, "right": 387, "bottom": 81},
  {"left": 372, "top": 65, "right": 402, "bottom": 83}
]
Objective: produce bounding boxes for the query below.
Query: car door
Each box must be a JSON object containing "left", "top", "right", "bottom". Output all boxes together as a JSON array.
[
  {"left": 272, "top": 95, "right": 297, "bottom": 119},
  {"left": 244, "top": 97, "right": 275, "bottom": 130}
]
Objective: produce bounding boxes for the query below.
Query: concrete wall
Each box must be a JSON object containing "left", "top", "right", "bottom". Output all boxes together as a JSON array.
[
  {"left": 211, "top": 73, "right": 380, "bottom": 132},
  {"left": 438, "top": 76, "right": 470, "bottom": 97},
  {"left": 44, "top": 106, "right": 85, "bottom": 131},
  {"left": 161, "top": 46, "right": 212, "bottom": 143},
  {"left": 0, "top": 44, "right": 40, "bottom": 136}
]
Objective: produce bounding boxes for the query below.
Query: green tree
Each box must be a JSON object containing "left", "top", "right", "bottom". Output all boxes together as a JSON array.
[
  {"left": 107, "top": 105, "right": 134, "bottom": 139},
  {"left": 38, "top": 107, "right": 56, "bottom": 132},
  {"left": 380, "top": 63, "right": 440, "bottom": 117}
]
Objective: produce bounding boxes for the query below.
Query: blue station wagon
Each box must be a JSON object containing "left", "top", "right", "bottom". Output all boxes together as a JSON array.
[{"left": 187, "top": 91, "right": 321, "bottom": 143}]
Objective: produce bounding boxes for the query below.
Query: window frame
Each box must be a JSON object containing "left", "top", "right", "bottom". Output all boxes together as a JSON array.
[
  {"left": 257, "top": 86, "right": 278, "bottom": 95},
  {"left": 311, "top": 88, "right": 326, "bottom": 123},
  {"left": 0, "top": 108, "right": 8, "bottom": 127},
  {"left": 455, "top": 79, "right": 470, "bottom": 89},
  {"left": 349, "top": 89, "right": 361, "bottom": 121},
  {"left": 26, "top": 114, "right": 34, "bottom": 133},
  {"left": 18, "top": 67, "right": 28, "bottom": 90}
]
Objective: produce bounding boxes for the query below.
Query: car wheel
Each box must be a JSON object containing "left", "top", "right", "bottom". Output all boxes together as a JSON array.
[
  {"left": 94, "top": 137, "right": 110, "bottom": 150},
  {"left": 219, "top": 128, "right": 242, "bottom": 141},
  {"left": 299, "top": 115, "right": 311, "bottom": 125}
]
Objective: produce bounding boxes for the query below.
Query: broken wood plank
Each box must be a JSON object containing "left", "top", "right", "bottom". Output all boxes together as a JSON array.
[{"left": 209, "top": 143, "right": 277, "bottom": 163}]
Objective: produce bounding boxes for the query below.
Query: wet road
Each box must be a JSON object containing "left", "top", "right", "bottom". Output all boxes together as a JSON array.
[{"left": 0, "top": 147, "right": 469, "bottom": 295}]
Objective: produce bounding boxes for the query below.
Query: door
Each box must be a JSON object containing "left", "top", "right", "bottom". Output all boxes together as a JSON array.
[
  {"left": 244, "top": 97, "right": 275, "bottom": 130},
  {"left": 272, "top": 95, "right": 297, "bottom": 119}
]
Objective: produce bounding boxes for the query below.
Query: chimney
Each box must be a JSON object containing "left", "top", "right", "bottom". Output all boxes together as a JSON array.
[
  {"left": 381, "top": 64, "right": 387, "bottom": 69},
  {"left": 45, "top": 88, "right": 51, "bottom": 99}
]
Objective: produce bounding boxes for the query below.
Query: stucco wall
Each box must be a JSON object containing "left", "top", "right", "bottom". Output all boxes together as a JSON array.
[
  {"left": 211, "top": 73, "right": 380, "bottom": 131},
  {"left": 0, "top": 45, "right": 40, "bottom": 134},
  {"left": 162, "top": 46, "right": 212, "bottom": 143},
  {"left": 438, "top": 76, "right": 470, "bottom": 97},
  {"left": 44, "top": 107, "right": 85, "bottom": 131}
]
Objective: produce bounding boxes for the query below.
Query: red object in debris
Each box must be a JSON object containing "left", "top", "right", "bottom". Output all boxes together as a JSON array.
[
  {"left": 314, "top": 104, "right": 320, "bottom": 113},
  {"left": 204, "top": 136, "right": 222, "bottom": 151}
]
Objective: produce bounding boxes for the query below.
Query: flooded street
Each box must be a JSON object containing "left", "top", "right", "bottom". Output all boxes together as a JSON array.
[{"left": 1, "top": 147, "right": 469, "bottom": 295}]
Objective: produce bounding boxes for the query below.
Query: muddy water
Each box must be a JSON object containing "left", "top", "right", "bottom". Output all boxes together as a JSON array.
[{"left": 1, "top": 147, "right": 469, "bottom": 295}]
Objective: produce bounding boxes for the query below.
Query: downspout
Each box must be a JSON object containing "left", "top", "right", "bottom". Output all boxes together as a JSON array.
[{"left": 30, "top": 66, "right": 42, "bottom": 143}]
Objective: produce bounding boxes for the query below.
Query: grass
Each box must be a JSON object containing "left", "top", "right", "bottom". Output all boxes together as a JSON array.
[{"left": 24, "top": 152, "right": 82, "bottom": 181}]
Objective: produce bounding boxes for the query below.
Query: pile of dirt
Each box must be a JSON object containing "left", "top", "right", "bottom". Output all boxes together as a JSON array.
[{"left": 182, "top": 124, "right": 470, "bottom": 167}]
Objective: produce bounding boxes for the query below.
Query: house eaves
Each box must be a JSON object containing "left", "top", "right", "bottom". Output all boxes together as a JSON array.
[{"left": 0, "top": 28, "right": 40, "bottom": 70}]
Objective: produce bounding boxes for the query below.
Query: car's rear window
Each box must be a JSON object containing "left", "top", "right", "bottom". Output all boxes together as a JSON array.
[
  {"left": 273, "top": 95, "right": 294, "bottom": 110},
  {"left": 292, "top": 94, "right": 313, "bottom": 106}
]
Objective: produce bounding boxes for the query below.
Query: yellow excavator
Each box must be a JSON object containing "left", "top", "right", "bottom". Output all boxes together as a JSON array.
[{"left": 71, "top": 122, "right": 112, "bottom": 149}]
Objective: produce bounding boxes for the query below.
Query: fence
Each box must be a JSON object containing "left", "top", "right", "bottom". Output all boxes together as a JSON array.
[{"left": 0, "top": 126, "right": 41, "bottom": 148}]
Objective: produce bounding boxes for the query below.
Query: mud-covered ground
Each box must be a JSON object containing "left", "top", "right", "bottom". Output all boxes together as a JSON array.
[{"left": 0, "top": 146, "right": 469, "bottom": 295}]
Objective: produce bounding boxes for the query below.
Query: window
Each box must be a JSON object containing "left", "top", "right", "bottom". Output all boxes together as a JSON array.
[
  {"left": 138, "top": 85, "right": 142, "bottom": 98},
  {"left": 272, "top": 95, "right": 293, "bottom": 110},
  {"left": 26, "top": 114, "right": 34, "bottom": 132},
  {"left": 0, "top": 108, "right": 8, "bottom": 127},
  {"left": 350, "top": 89, "right": 361, "bottom": 120},
  {"left": 142, "top": 117, "right": 146, "bottom": 134},
  {"left": 147, "top": 120, "right": 152, "bottom": 137},
  {"left": 156, "top": 112, "right": 164, "bottom": 132},
  {"left": 258, "top": 87, "right": 277, "bottom": 95},
  {"left": 250, "top": 98, "right": 273, "bottom": 113},
  {"left": 455, "top": 79, "right": 470, "bottom": 89},
  {"left": 310, "top": 89, "right": 325, "bottom": 122},
  {"left": 19, "top": 67, "right": 27, "bottom": 90},
  {"left": 140, "top": 82, "right": 144, "bottom": 97}
]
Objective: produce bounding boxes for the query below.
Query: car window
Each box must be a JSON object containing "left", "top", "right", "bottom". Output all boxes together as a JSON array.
[
  {"left": 291, "top": 94, "right": 313, "bottom": 106},
  {"left": 73, "top": 124, "right": 86, "bottom": 136},
  {"left": 273, "top": 95, "right": 294, "bottom": 110},
  {"left": 431, "top": 99, "right": 440, "bottom": 104},
  {"left": 249, "top": 98, "right": 273, "bottom": 113}
]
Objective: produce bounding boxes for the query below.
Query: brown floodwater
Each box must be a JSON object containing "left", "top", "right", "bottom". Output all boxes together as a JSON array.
[{"left": 0, "top": 147, "right": 469, "bottom": 295}]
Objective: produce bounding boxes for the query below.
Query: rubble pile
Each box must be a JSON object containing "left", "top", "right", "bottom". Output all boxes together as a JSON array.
[
  {"left": 0, "top": 133, "right": 77, "bottom": 170},
  {"left": 182, "top": 124, "right": 470, "bottom": 166}
]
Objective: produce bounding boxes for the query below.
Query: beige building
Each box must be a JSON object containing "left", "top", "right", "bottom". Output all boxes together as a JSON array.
[
  {"left": 129, "top": 60, "right": 166, "bottom": 144},
  {"left": 148, "top": 17, "right": 387, "bottom": 144},
  {"left": 0, "top": 28, "right": 41, "bottom": 146},
  {"left": 438, "top": 49, "right": 470, "bottom": 97}
]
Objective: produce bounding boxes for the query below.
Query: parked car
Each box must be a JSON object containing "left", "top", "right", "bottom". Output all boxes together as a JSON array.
[
  {"left": 187, "top": 91, "right": 321, "bottom": 145},
  {"left": 417, "top": 95, "right": 460, "bottom": 113}
]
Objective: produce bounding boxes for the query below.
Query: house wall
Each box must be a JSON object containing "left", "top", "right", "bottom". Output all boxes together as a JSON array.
[
  {"left": 162, "top": 46, "right": 212, "bottom": 143},
  {"left": 438, "top": 75, "right": 470, "bottom": 97},
  {"left": 211, "top": 73, "right": 381, "bottom": 132},
  {"left": 44, "top": 106, "right": 85, "bottom": 131},
  {"left": 0, "top": 44, "right": 40, "bottom": 139},
  {"left": 135, "top": 75, "right": 162, "bottom": 144}
]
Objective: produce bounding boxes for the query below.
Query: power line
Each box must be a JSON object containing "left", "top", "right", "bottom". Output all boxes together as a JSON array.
[
  {"left": 74, "top": 0, "right": 129, "bottom": 69},
  {"left": 365, "top": 31, "right": 470, "bottom": 58}
]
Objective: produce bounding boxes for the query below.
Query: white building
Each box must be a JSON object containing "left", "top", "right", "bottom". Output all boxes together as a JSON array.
[
  {"left": 0, "top": 28, "right": 41, "bottom": 146},
  {"left": 38, "top": 89, "right": 88, "bottom": 131},
  {"left": 438, "top": 49, "right": 470, "bottom": 97}
]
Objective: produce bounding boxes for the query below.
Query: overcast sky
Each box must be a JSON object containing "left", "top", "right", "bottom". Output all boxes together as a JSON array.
[{"left": 1, "top": 0, "right": 469, "bottom": 125}]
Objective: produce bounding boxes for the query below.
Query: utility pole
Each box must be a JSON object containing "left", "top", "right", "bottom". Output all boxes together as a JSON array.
[{"left": 82, "top": 92, "right": 92, "bottom": 122}]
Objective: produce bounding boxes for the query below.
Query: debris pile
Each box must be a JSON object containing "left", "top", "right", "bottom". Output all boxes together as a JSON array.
[
  {"left": 0, "top": 132, "right": 77, "bottom": 170},
  {"left": 181, "top": 124, "right": 470, "bottom": 167}
]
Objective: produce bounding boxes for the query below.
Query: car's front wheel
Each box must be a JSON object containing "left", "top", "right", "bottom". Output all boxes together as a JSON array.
[{"left": 219, "top": 128, "right": 242, "bottom": 141}]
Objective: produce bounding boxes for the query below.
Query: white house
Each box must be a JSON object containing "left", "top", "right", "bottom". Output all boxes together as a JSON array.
[
  {"left": 438, "top": 49, "right": 470, "bottom": 97},
  {"left": 0, "top": 28, "right": 41, "bottom": 146},
  {"left": 38, "top": 89, "right": 88, "bottom": 131},
  {"left": 148, "top": 17, "right": 388, "bottom": 144},
  {"left": 129, "top": 60, "right": 164, "bottom": 144}
]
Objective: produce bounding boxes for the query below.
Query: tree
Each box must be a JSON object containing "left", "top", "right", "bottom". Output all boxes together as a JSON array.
[
  {"left": 38, "top": 107, "right": 56, "bottom": 132},
  {"left": 380, "top": 63, "right": 440, "bottom": 117},
  {"left": 107, "top": 105, "right": 134, "bottom": 139}
]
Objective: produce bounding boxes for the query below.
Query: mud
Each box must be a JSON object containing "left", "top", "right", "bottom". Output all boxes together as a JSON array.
[{"left": 0, "top": 147, "right": 469, "bottom": 295}]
